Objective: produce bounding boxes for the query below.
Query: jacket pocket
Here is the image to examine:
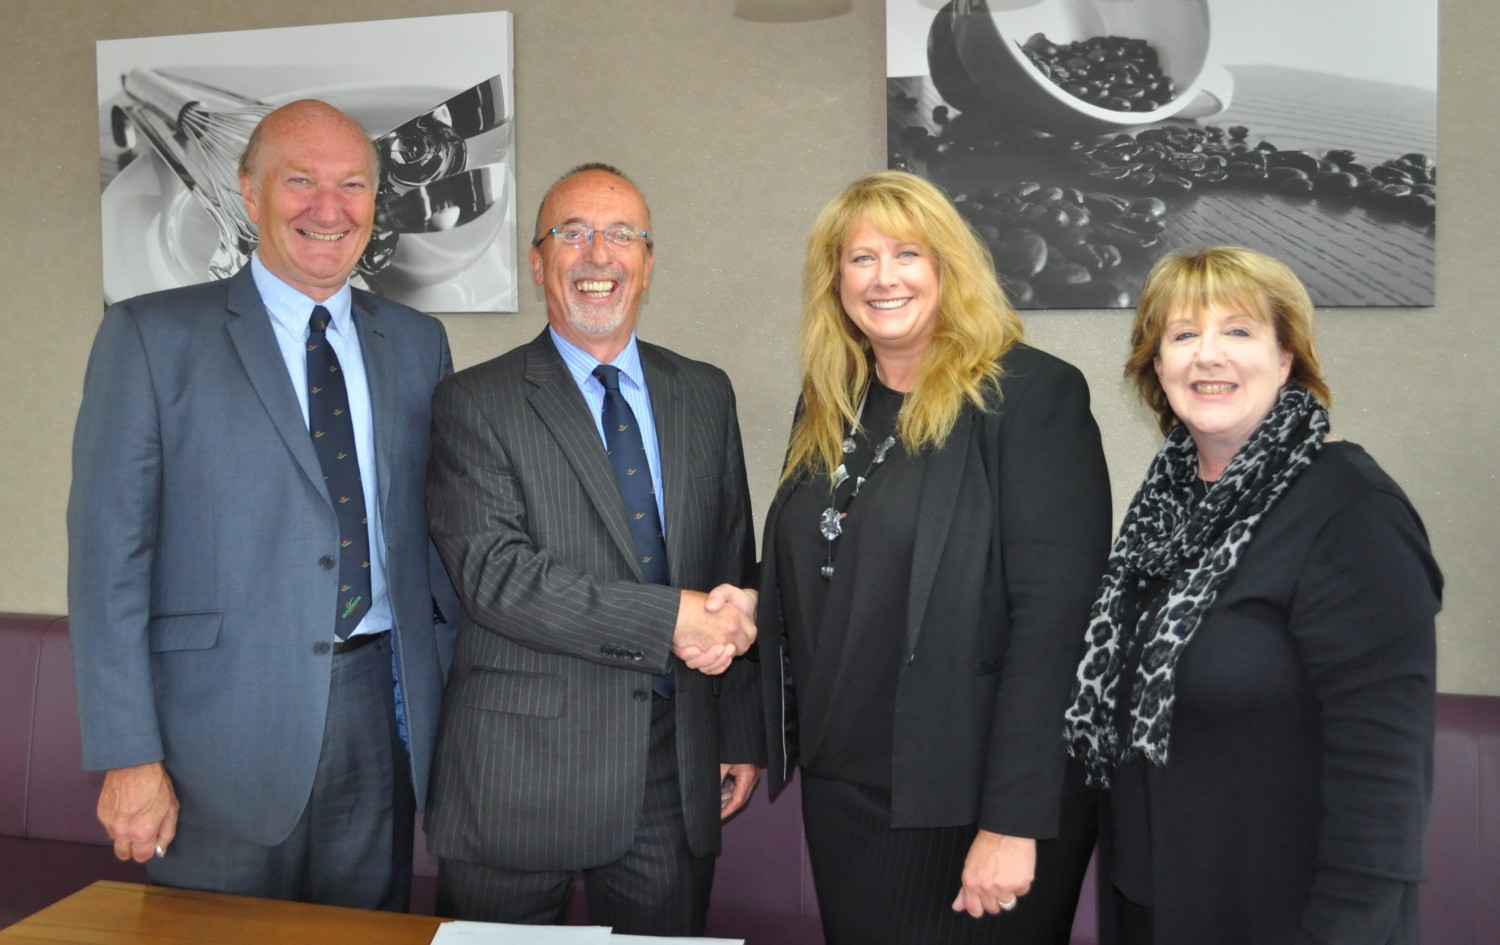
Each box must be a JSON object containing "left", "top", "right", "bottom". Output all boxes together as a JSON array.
[
  {"left": 457, "top": 667, "right": 566, "bottom": 719},
  {"left": 147, "top": 611, "right": 223, "bottom": 653}
]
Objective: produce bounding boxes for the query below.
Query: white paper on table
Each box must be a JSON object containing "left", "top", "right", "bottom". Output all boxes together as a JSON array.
[
  {"left": 612, "top": 937, "right": 744, "bottom": 944},
  {"left": 430, "top": 921, "right": 613, "bottom": 945}
]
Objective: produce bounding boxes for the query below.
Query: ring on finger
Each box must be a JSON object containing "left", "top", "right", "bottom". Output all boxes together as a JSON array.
[{"left": 999, "top": 896, "right": 1018, "bottom": 912}]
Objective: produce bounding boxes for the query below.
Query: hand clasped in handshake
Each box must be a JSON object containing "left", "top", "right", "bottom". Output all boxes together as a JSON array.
[{"left": 672, "top": 585, "right": 757, "bottom": 676}]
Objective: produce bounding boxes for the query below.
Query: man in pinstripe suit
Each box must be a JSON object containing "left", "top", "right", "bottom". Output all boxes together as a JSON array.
[{"left": 424, "top": 164, "right": 763, "bottom": 935}]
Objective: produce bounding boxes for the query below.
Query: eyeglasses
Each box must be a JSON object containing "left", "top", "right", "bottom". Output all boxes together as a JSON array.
[{"left": 532, "top": 224, "right": 652, "bottom": 250}]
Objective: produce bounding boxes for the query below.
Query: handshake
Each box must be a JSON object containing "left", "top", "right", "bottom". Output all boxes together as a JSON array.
[{"left": 672, "top": 584, "right": 757, "bottom": 676}]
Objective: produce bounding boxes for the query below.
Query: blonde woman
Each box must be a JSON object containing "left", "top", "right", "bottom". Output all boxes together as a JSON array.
[{"left": 753, "top": 171, "right": 1110, "bottom": 944}]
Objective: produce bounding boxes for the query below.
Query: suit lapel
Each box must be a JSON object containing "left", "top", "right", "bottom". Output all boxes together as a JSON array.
[
  {"left": 353, "top": 295, "right": 395, "bottom": 512},
  {"left": 640, "top": 345, "right": 688, "bottom": 585},
  {"left": 523, "top": 333, "right": 644, "bottom": 580},
  {"left": 223, "top": 269, "right": 329, "bottom": 503},
  {"left": 903, "top": 407, "right": 974, "bottom": 657}
]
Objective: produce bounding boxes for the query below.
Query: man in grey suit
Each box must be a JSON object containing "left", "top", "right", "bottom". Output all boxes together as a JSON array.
[
  {"left": 424, "top": 163, "right": 761, "bottom": 935},
  {"left": 68, "top": 99, "right": 457, "bottom": 910}
]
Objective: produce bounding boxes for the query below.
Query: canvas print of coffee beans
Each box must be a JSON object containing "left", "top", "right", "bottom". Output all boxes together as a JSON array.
[{"left": 886, "top": 0, "right": 1436, "bottom": 308}]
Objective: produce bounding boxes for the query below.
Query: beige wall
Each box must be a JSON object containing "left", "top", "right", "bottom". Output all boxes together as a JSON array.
[{"left": 2, "top": 0, "right": 1494, "bottom": 694}]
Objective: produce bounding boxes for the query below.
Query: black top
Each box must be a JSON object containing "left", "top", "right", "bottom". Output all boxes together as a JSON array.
[
  {"left": 775, "top": 379, "right": 922, "bottom": 789},
  {"left": 1099, "top": 441, "right": 1442, "bottom": 945}
]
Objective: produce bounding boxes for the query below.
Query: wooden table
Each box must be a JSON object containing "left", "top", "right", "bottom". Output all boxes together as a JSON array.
[{"left": 0, "top": 881, "right": 444, "bottom": 944}]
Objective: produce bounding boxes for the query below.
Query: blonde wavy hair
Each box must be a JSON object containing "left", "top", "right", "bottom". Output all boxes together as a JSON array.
[
  {"left": 1127, "top": 246, "right": 1330, "bottom": 435},
  {"left": 781, "top": 170, "right": 1024, "bottom": 487}
]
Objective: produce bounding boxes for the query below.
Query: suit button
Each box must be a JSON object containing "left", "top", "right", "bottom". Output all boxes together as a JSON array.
[
  {"left": 633, "top": 690, "right": 649, "bottom": 702},
  {"left": 632, "top": 651, "right": 644, "bottom": 661},
  {"left": 319, "top": 555, "right": 336, "bottom": 570},
  {"left": 313, "top": 641, "right": 331, "bottom": 655}
]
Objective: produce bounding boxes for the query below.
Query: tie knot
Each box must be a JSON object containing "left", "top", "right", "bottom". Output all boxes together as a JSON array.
[
  {"left": 308, "top": 305, "right": 332, "bottom": 335},
  {"left": 593, "top": 364, "right": 622, "bottom": 392}
]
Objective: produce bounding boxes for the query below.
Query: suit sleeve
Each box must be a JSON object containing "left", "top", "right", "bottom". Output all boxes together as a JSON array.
[
  {"left": 980, "top": 358, "right": 1112, "bottom": 837},
  {"left": 1292, "top": 486, "right": 1440, "bottom": 945},
  {"left": 67, "top": 302, "right": 166, "bottom": 771},
  {"left": 426, "top": 373, "right": 683, "bottom": 670},
  {"left": 710, "top": 382, "right": 764, "bottom": 766}
]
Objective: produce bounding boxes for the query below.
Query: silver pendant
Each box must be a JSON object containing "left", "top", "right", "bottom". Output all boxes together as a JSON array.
[
  {"left": 842, "top": 436, "right": 856, "bottom": 454},
  {"left": 832, "top": 463, "right": 849, "bottom": 489},
  {"left": 820, "top": 563, "right": 835, "bottom": 579},
  {"left": 819, "top": 507, "right": 842, "bottom": 541}
]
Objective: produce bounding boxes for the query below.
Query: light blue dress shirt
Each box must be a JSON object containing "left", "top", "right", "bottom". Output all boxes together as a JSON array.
[
  {"left": 251, "top": 254, "right": 391, "bottom": 640},
  {"left": 548, "top": 327, "right": 667, "bottom": 533}
]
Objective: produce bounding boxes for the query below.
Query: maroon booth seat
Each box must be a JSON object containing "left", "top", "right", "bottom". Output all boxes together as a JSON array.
[
  {"left": 3, "top": 611, "right": 1495, "bottom": 945},
  {"left": 0, "top": 614, "right": 146, "bottom": 930}
]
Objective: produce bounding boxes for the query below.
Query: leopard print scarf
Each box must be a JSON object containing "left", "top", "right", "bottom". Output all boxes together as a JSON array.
[{"left": 1064, "top": 386, "right": 1329, "bottom": 787}]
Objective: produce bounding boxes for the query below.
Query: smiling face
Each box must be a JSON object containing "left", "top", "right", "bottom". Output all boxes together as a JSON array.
[
  {"left": 529, "top": 169, "right": 654, "bottom": 361},
  {"left": 238, "top": 102, "right": 376, "bottom": 302},
  {"left": 1154, "top": 300, "right": 1293, "bottom": 476},
  {"left": 838, "top": 216, "right": 941, "bottom": 369}
]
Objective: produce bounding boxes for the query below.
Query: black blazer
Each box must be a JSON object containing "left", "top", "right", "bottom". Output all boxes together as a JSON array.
[{"left": 759, "top": 343, "right": 1111, "bottom": 838}]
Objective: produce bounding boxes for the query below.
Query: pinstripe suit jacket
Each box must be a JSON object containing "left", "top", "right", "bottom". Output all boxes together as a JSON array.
[{"left": 424, "top": 329, "right": 761, "bottom": 870}]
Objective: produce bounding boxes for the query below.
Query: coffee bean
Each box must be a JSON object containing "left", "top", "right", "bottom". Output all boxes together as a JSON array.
[
  {"left": 1077, "top": 242, "right": 1124, "bottom": 273},
  {"left": 1037, "top": 261, "right": 1093, "bottom": 288},
  {"left": 1130, "top": 197, "right": 1168, "bottom": 219},
  {"left": 992, "top": 232, "right": 1048, "bottom": 278},
  {"left": 1402, "top": 194, "right": 1436, "bottom": 224},
  {"left": 1082, "top": 192, "right": 1130, "bottom": 219},
  {"left": 1315, "top": 171, "right": 1360, "bottom": 197},
  {"left": 1052, "top": 277, "right": 1131, "bottom": 308},
  {"left": 1153, "top": 173, "right": 1193, "bottom": 194},
  {"left": 1279, "top": 177, "right": 1316, "bottom": 197},
  {"left": 1004, "top": 278, "right": 1036, "bottom": 307},
  {"left": 1400, "top": 152, "right": 1435, "bottom": 173},
  {"left": 1118, "top": 212, "right": 1167, "bottom": 235},
  {"left": 1271, "top": 150, "right": 1319, "bottom": 174},
  {"left": 1371, "top": 165, "right": 1415, "bottom": 185}
]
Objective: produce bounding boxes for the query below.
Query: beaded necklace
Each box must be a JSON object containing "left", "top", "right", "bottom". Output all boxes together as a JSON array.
[{"left": 818, "top": 385, "right": 897, "bottom": 580}]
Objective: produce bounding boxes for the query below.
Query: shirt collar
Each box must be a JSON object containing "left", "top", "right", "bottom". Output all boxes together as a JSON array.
[
  {"left": 250, "top": 252, "right": 355, "bottom": 339},
  {"left": 548, "top": 326, "right": 645, "bottom": 390}
]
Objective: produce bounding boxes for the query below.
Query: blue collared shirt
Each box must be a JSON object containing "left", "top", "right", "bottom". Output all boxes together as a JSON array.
[
  {"left": 252, "top": 254, "right": 391, "bottom": 639},
  {"left": 548, "top": 327, "right": 667, "bottom": 533}
]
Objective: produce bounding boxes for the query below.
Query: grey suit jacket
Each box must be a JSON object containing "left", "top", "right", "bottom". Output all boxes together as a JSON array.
[
  {"left": 424, "top": 329, "right": 760, "bottom": 871},
  {"left": 68, "top": 266, "right": 458, "bottom": 846}
]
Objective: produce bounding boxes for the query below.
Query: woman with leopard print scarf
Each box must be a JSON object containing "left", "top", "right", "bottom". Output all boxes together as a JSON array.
[{"left": 1063, "top": 247, "right": 1441, "bottom": 945}]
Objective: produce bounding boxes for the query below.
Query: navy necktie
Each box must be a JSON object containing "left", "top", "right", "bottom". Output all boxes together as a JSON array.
[
  {"left": 307, "top": 305, "right": 371, "bottom": 640},
  {"left": 594, "top": 364, "right": 674, "bottom": 698}
]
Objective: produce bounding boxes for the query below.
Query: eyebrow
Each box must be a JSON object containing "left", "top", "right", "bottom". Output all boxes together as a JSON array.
[{"left": 556, "top": 216, "right": 636, "bottom": 227}]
